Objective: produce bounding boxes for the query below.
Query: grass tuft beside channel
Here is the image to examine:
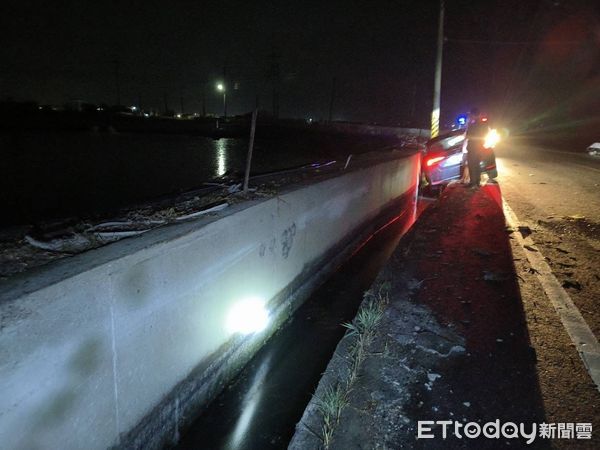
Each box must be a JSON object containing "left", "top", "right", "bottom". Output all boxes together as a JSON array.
[{"left": 315, "top": 282, "right": 390, "bottom": 449}]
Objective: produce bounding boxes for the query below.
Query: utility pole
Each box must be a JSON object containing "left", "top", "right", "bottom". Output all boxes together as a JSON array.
[
  {"left": 431, "top": 0, "right": 444, "bottom": 138},
  {"left": 180, "top": 95, "right": 184, "bottom": 115},
  {"left": 243, "top": 108, "right": 258, "bottom": 194},
  {"left": 163, "top": 93, "right": 169, "bottom": 115},
  {"left": 328, "top": 76, "right": 337, "bottom": 122}
]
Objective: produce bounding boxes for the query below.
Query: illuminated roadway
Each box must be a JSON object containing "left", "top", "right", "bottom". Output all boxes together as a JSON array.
[{"left": 495, "top": 138, "right": 600, "bottom": 426}]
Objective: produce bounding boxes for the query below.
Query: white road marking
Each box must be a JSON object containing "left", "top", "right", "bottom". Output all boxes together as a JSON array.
[{"left": 503, "top": 200, "right": 600, "bottom": 391}]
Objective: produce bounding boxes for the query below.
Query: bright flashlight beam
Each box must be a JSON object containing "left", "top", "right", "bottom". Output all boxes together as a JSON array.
[
  {"left": 484, "top": 129, "right": 500, "bottom": 149},
  {"left": 226, "top": 298, "right": 269, "bottom": 334}
]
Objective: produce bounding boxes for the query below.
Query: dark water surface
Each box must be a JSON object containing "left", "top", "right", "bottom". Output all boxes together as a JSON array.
[{"left": 2, "top": 130, "right": 397, "bottom": 225}]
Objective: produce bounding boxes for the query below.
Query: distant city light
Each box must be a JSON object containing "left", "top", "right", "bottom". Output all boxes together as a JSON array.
[
  {"left": 130, "top": 106, "right": 137, "bottom": 111},
  {"left": 176, "top": 113, "right": 182, "bottom": 118},
  {"left": 216, "top": 83, "right": 225, "bottom": 92},
  {"left": 226, "top": 297, "right": 269, "bottom": 334}
]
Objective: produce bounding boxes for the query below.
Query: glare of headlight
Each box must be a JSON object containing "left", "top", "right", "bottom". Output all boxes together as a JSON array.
[
  {"left": 484, "top": 129, "right": 500, "bottom": 149},
  {"left": 226, "top": 298, "right": 269, "bottom": 334}
]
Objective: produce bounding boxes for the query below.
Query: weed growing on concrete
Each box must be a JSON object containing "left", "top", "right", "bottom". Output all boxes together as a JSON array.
[
  {"left": 315, "top": 383, "right": 349, "bottom": 448},
  {"left": 315, "top": 283, "right": 389, "bottom": 448}
]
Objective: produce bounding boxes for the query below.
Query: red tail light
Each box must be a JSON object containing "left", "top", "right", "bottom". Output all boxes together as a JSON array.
[{"left": 426, "top": 156, "right": 445, "bottom": 167}]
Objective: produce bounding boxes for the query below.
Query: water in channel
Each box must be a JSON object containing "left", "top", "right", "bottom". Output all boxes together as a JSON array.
[{"left": 176, "top": 205, "right": 418, "bottom": 450}]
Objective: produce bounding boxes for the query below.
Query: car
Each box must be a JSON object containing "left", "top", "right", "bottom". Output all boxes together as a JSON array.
[{"left": 421, "top": 128, "right": 498, "bottom": 192}]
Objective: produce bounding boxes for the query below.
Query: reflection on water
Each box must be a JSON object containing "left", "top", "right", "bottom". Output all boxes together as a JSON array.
[
  {"left": 3, "top": 130, "right": 397, "bottom": 225},
  {"left": 226, "top": 353, "right": 272, "bottom": 450},
  {"left": 215, "top": 139, "right": 228, "bottom": 177}
]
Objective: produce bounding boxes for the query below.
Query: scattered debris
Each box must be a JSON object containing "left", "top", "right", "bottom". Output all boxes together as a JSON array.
[
  {"left": 562, "top": 279, "right": 582, "bottom": 290},
  {"left": 227, "top": 183, "right": 242, "bottom": 194},
  {"left": 518, "top": 225, "right": 532, "bottom": 238},
  {"left": 175, "top": 202, "right": 228, "bottom": 221},
  {"left": 463, "top": 402, "right": 471, "bottom": 408},
  {"left": 25, "top": 234, "right": 96, "bottom": 254},
  {"left": 427, "top": 373, "right": 442, "bottom": 382},
  {"left": 407, "top": 277, "right": 438, "bottom": 290},
  {"left": 523, "top": 244, "right": 538, "bottom": 252},
  {"left": 483, "top": 270, "right": 510, "bottom": 282},
  {"left": 565, "top": 214, "right": 586, "bottom": 221}
]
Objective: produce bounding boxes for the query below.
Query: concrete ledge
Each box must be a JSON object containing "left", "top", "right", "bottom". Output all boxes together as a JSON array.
[{"left": 0, "top": 153, "right": 419, "bottom": 450}]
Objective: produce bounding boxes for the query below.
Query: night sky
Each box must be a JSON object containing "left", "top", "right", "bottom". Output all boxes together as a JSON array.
[{"left": 1, "top": 0, "right": 598, "bottom": 128}]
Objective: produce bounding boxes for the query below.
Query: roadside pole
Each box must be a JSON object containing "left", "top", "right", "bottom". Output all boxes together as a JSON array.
[
  {"left": 431, "top": 0, "right": 444, "bottom": 138},
  {"left": 243, "top": 109, "right": 258, "bottom": 194}
]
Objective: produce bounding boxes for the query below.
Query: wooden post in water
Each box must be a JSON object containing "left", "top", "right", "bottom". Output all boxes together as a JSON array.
[{"left": 243, "top": 109, "right": 258, "bottom": 194}]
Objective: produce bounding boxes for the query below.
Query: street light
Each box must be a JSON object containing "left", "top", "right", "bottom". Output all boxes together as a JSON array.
[{"left": 216, "top": 82, "right": 227, "bottom": 119}]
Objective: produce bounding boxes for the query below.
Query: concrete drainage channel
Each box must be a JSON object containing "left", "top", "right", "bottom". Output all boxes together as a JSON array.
[{"left": 175, "top": 201, "right": 421, "bottom": 450}]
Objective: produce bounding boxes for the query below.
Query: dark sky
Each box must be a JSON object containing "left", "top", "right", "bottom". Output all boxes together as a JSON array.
[{"left": 1, "top": 0, "right": 598, "bottom": 128}]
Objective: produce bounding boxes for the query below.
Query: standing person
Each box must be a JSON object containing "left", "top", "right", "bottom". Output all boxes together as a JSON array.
[{"left": 465, "top": 108, "right": 488, "bottom": 188}]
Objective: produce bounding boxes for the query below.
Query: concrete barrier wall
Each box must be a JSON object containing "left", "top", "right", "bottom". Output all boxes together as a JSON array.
[{"left": 0, "top": 153, "right": 420, "bottom": 450}]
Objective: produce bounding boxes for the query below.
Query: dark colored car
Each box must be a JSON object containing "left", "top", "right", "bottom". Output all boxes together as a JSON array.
[{"left": 421, "top": 128, "right": 498, "bottom": 191}]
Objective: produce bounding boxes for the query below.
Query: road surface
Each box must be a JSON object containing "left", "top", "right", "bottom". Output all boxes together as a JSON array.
[
  {"left": 497, "top": 139, "right": 600, "bottom": 336},
  {"left": 495, "top": 138, "right": 600, "bottom": 437}
]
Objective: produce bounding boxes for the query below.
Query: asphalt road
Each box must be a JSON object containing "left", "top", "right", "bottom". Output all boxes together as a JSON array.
[
  {"left": 496, "top": 139, "right": 600, "bottom": 336},
  {"left": 494, "top": 138, "right": 600, "bottom": 442}
]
